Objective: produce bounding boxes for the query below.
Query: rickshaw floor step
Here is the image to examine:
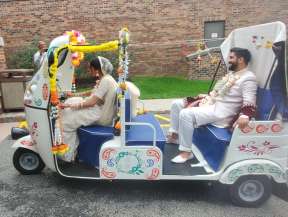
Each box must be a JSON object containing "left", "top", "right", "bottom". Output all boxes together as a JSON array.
[
  {"left": 163, "top": 143, "right": 209, "bottom": 176},
  {"left": 57, "top": 160, "right": 100, "bottom": 178}
]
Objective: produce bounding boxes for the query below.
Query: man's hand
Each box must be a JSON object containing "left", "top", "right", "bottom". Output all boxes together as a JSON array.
[
  {"left": 59, "top": 103, "right": 70, "bottom": 109},
  {"left": 233, "top": 115, "right": 250, "bottom": 130},
  {"left": 65, "top": 91, "right": 73, "bottom": 97},
  {"left": 59, "top": 103, "right": 80, "bottom": 110},
  {"left": 198, "top": 93, "right": 208, "bottom": 98}
]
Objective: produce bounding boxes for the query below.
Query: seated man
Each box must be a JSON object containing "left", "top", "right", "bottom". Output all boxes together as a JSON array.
[{"left": 169, "top": 47, "right": 257, "bottom": 163}]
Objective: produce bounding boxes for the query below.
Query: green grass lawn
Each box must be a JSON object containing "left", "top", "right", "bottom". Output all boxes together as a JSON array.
[{"left": 130, "top": 76, "right": 211, "bottom": 99}]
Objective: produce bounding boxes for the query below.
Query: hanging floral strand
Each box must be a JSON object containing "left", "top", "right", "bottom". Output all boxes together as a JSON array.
[
  {"left": 50, "top": 30, "right": 86, "bottom": 156},
  {"left": 118, "top": 28, "right": 130, "bottom": 89},
  {"left": 115, "top": 28, "right": 130, "bottom": 132}
]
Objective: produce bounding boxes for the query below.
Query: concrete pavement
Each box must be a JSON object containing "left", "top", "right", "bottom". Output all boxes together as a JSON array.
[{"left": 0, "top": 122, "right": 17, "bottom": 141}]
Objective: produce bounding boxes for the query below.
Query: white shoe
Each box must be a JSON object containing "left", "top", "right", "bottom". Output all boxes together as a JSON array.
[{"left": 171, "top": 153, "right": 194, "bottom": 163}]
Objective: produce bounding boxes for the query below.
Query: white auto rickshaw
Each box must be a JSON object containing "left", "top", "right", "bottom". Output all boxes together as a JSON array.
[{"left": 11, "top": 22, "right": 288, "bottom": 207}]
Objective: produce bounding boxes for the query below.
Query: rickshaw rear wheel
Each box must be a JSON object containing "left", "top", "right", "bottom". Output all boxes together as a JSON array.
[
  {"left": 229, "top": 175, "right": 271, "bottom": 207},
  {"left": 13, "top": 148, "right": 45, "bottom": 175}
]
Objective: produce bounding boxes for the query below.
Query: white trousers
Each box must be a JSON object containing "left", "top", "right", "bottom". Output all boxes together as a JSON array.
[
  {"left": 169, "top": 99, "right": 221, "bottom": 152},
  {"left": 169, "top": 99, "right": 196, "bottom": 152}
]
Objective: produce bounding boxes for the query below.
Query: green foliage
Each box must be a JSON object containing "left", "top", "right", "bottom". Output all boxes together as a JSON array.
[
  {"left": 6, "top": 40, "right": 39, "bottom": 69},
  {"left": 130, "top": 76, "right": 211, "bottom": 99},
  {"left": 75, "top": 51, "right": 119, "bottom": 82}
]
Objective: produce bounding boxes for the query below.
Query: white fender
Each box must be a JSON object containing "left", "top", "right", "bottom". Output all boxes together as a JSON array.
[
  {"left": 11, "top": 135, "right": 38, "bottom": 153},
  {"left": 219, "top": 159, "right": 287, "bottom": 184}
]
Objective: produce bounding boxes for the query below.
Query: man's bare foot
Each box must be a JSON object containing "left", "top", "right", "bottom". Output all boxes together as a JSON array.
[{"left": 179, "top": 151, "right": 192, "bottom": 159}]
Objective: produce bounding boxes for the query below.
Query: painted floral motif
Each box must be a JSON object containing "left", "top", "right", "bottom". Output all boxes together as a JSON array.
[
  {"left": 34, "top": 98, "right": 42, "bottom": 106},
  {"left": 102, "top": 148, "right": 116, "bottom": 160},
  {"left": 30, "top": 122, "right": 39, "bottom": 143},
  {"left": 115, "top": 151, "right": 144, "bottom": 175},
  {"left": 247, "top": 164, "right": 264, "bottom": 173},
  {"left": 147, "top": 168, "right": 160, "bottom": 180},
  {"left": 256, "top": 124, "right": 269, "bottom": 133},
  {"left": 271, "top": 123, "right": 283, "bottom": 133},
  {"left": 238, "top": 141, "right": 279, "bottom": 155},
  {"left": 20, "top": 140, "right": 33, "bottom": 146},
  {"left": 101, "top": 168, "right": 116, "bottom": 179},
  {"left": 228, "top": 164, "right": 285, "bottom": 183},
  {"left": 241, "top": 125, "right": 254, "bottom": 133},
  {"left": 42, "top": 83, "right": 49, "bottom": 101},
  {"left": 101, "top": 148, "right": 161, "bottom": 180},
  {"left": 241, "top": 123, "right": 284, "bottom": 134},
  {"left": 251, "top": 35, "right": 273, "bottom": 50},
  {"left": 146, "top": 159, "right": 154, "bottom": 167},
  {"left": 147, "top": 149, "right": 161, "bottom": 162}
]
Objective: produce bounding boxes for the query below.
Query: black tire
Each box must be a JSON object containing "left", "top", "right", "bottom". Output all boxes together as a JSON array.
[
  {"left": 13, "top": 148, "right": 45, "bottom": 175},
  {"left": 229, "top": 175, "right": 272, "bottom": 207}
]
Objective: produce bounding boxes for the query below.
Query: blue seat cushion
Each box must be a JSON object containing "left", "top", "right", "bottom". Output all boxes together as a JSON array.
[
  {"left": 126, "top": 113, "right": 166, "bottom": 151},
  {"left": 192, "top": 125, "right": 232, "bottom": 171},
  {"left": 77, "top": 125, "right": 114, "bottom": 167},
  {"left": 256, "top": 87, "right": 274, "bottom": 120}
]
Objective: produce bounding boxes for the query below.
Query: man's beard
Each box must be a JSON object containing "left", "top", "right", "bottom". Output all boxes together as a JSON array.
[{"left": 228, "top": 63, "right": 238, "bottom": 71}]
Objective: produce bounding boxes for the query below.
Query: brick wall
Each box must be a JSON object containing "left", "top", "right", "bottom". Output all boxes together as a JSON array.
[
  {"left": 187, "top": 51, "right": 227, "bottom": 80},
  {"left": 0, "top": 37, "right": 6, "bottom": 70},
  {"left": 0, "top": 0, "right": 287, "bottom": 78}
]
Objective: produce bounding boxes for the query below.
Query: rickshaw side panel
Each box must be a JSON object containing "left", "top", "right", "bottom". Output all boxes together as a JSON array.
[
  {"left": 220, "top": 121, "right": 288, "bottom": 182},
  {"left": 100, "top": 138, "right": 162, "bottom": 180},
  {"left": 24, "top": 106, "right": 56, "bottom": 171}
]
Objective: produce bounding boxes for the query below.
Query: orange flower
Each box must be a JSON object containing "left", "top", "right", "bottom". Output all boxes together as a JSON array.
[
  {"left": 119, "top": 82, "right": 127, "bottom": 90},
  {"left": 115, "top": 121, "right": 121, "bottom": 130},
  {"left": 50, "top": 91, "right": 59, "bottom": 105}
]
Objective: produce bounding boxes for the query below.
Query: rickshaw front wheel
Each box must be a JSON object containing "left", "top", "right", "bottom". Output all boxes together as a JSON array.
[
  {"left": 229, "top": 175, "right": 272, "bottom": 207},
  {"left": 13, "top": 148, "right": 45, "bottom": 175}
]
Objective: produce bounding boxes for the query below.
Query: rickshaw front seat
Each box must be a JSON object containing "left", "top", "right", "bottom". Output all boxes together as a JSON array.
[{"left": 77, "top": 125, "right": 114, "bottom": 167}]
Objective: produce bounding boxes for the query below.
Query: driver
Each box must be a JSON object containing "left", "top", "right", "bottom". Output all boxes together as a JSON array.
[
  {"left": 60, "top": 56, "right": 118, "bottom": 162},
  {"left": 168, "top": 47, "right": 257, "bottom": 163}
]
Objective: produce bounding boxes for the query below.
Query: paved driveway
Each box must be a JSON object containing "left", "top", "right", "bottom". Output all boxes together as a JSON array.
[{"left": 1, "top": 136, "right": 288, "bottom": 217}]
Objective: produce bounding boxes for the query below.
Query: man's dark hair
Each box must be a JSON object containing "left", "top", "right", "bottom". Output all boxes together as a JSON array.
[
  {"left": 90, "top": 57, "right": 101, "bottom": 71},
  {"left": 230, "top": 47, "right": 251, "bottom": 65}
]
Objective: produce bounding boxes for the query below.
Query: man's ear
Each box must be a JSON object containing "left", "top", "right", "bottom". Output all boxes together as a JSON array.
[{"left": 238, "top": 57, "right": 245, "bottom": 64}]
